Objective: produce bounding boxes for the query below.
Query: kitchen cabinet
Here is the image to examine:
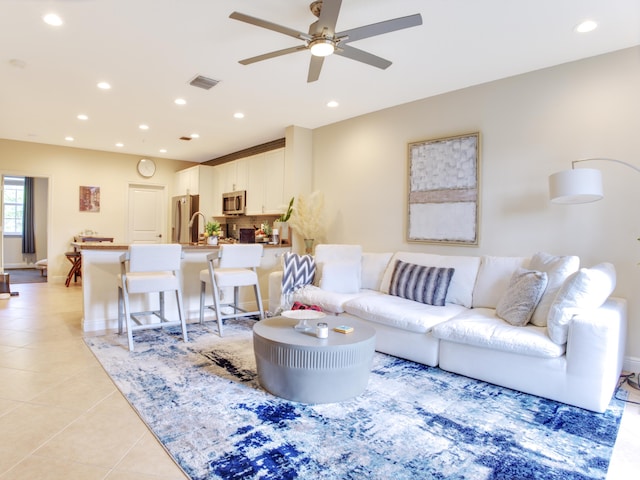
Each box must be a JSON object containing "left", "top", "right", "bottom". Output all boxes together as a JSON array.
[
  {"left": 217, "top": 159, "right": 248, "bottom": 193},
  {"left": 245, "top": 149, "right": 285, "bottom": 215},
  {"left": 174, "top": 165, "right": 215, "bottom": 219}
]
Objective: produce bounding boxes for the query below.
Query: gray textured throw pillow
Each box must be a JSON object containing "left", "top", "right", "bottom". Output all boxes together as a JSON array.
[
  {"left": 389, "top": 260, "right": 455, "bottom": 306},
  {"left": 496, "top": 268, "right": 548, "bottom": 326}
]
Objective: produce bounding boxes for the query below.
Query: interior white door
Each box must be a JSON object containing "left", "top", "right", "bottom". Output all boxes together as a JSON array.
[{"left": 128, "top": 184, "right": 165, "bottom": 244}]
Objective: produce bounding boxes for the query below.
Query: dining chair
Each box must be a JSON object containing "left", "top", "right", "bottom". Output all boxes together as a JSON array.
[
  {"left": 117, "top": 243, "right": 188, "bottom": 351},
  {"left": 199, "top": 244, "right": 265, "bottom": 336}
]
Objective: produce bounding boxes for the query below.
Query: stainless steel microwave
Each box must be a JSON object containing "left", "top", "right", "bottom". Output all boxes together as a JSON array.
[{"left": 222, "top": 190, "right": 246, "bottom": 215}]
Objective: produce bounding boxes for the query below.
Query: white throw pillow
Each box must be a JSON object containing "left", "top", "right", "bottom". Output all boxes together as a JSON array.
[
  {"left": 528, "top": 252, "right": 580, "bottom": 327},
  {"left": 472, "top": 255, "right": 529, "bottom": 308},
  {"left": 547, "top": 263, "right": 616, "bottom": 345},
  {"left": 361, "top": 252, "right": 393, "bottom": 290},
  {"left": 496, "top": 268, "right": 548, "bottom": 326},
  {"left": 319, "top": 261, "right": 361, "bottom": 294},
  {"left": 313, "top": 244, "right": 362, "bottom": 287}
]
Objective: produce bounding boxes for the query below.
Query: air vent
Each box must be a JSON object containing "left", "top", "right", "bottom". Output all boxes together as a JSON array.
[
  {"left": 189, "top": 75, "right": 220, "bottom": 90},
  {"left": 179, "top": 136, "right": 192, "bottom": 141}
]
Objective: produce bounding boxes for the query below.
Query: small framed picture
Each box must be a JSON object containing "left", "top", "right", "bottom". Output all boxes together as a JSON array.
[{"left": 79, "top": 186, "right": 100, "bottom": 212}]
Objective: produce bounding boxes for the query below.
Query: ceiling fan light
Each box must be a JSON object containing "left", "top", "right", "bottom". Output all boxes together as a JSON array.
[{"left": 309, "top": 39, "right": 335, "bottom": 57}]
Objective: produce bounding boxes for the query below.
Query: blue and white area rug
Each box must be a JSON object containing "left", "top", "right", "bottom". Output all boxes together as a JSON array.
[{"left": 85, "top": 320, "right": 625, "bottom": 480}]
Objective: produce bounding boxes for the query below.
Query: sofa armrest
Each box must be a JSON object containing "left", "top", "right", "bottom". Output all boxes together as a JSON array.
[
  {"left": 566, "top": 297, "right": 627, "bottom": 389},
  {"left": 268, "top": 271, "right": 284, "bottom": 315}
]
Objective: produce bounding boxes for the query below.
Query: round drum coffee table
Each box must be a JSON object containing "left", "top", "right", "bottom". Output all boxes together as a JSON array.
[{"left": 253, "top": 315, "right": 376, "bottom": 404}]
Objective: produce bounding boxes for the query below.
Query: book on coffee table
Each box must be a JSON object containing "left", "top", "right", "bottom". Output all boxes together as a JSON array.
[{"left": 334, "top": 325, "right": 354, "bottom": 334}]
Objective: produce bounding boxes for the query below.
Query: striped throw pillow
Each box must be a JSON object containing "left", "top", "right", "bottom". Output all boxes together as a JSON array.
[
  {"left": 282, "top": 252, "right": 316, "bottom": 295},
  {"left": 389, "top": 260, "right": 455, "bottom": 306}
]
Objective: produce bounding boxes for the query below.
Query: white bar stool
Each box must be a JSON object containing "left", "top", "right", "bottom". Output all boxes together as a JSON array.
[
  {"left": 117, "top": 244, "right": 188, "bottom": 351},
  {"left": 199, "top": 244, "right": 265, "bottom": 336}
]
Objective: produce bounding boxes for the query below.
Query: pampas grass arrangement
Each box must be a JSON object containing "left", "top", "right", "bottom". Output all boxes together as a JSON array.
[{"left": 288, "top": 191, "right": 325, "bottom": 240}]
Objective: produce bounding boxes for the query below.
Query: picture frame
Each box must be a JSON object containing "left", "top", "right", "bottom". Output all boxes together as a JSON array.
[
  {"left": 79, "top": 186, "right": 100, "bottom": 212},
  {"left": 407, "top": 132, "right": 480, "bottom": 245}
]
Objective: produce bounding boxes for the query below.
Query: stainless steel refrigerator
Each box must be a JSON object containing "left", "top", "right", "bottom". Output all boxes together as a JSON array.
[{"left": 171, "top": 195, "right": 199, "bottom": 243}]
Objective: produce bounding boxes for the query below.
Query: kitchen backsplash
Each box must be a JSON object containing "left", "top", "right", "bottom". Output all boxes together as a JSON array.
[{"left": 215, "top": 214, "right": 281, "bottom": 241}]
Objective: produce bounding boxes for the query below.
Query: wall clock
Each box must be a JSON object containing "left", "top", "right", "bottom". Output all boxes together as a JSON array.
[{"left": 137, "top": 158, "right": 156, "bottom": 178}]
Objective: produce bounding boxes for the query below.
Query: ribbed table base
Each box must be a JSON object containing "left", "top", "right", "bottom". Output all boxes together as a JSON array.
[{"left": 253, "top": 317, "right": 376, "bottom": 404}]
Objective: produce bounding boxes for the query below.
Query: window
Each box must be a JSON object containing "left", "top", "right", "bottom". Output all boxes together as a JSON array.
[{"left": 3, "top": 176, "right": 25, "bottom": 235}]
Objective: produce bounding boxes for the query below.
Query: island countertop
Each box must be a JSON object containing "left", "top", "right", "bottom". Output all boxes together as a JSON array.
[
  {"left": 79, "top": 243, "right": 291, "bottom": 332},
  {"left": 72, "top": 242, "right": 289, "bottom": 251}
]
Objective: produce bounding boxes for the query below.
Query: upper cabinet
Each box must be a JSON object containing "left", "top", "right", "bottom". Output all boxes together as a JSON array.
[
  {"left": 246, "top": 149, "right": 285, "bottom": 215},
  {"left": 174, "top": 165, "right": 215, "bottom": 217},
  {"left": 213, "top": 148, "right": 286, "bottom": 216}
]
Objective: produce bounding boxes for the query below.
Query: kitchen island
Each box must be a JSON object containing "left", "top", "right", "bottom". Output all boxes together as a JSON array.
[{"left": 77, "top": 242, "right": 290, "bottom": 333}]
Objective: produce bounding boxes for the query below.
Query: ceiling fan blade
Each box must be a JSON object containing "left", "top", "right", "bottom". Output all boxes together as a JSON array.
[
  {"left": 335, "top": 44, "right": 392, "bottom": 70},
  {"left": 239, "top": 45, "right": 308, "bottom": 65},
  {"left": 307, "top": 55, "right": 325, "bottom": 83},
  {"left": 230, "top": 11, "right": 310, "bottom": 41},
  {"left": 337, "top": 13, "right": 422, "bottom": 43},
  {"left": 310, "top": 0, "right": 342, "bottom": 35}
]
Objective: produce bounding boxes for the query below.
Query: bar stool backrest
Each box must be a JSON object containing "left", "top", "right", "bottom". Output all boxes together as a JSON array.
[
  {"left": 218, "top": 244, "right": 263, "bottom": 269},
  {"left": 128, "top": 244, "right": 182, "bottom": 273}
]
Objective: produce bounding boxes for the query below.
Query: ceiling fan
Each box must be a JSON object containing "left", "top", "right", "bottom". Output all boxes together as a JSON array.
[{"left": 229, "top": 0, "right": 422, "bottom": 82}]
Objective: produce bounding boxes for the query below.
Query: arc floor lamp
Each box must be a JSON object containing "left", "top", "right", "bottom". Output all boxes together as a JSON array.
[
  {"left": 549, "top": 157, "right": 640, "bottom": 204},
  {"left": 549, "top": 157, "right": 640, "bottom": 390}
]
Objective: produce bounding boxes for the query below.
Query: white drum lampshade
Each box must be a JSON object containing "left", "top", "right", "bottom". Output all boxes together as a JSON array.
[{"left": 549, "top": 168, "right": 604, "bottom": 204}]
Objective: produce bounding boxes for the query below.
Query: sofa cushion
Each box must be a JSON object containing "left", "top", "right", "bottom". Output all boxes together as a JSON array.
[
  {"left": 432, "top": 308, "right": 566, "bottom": 358},
  {"left": 313, "top": 244, "right": 363, "bottom": 287},
  {"left": 343, "top": 293, "right": 467, "bottom": 334},
  {"left": 528, "top": 252, "right": 580, "bottom": 327},
  {"left": 496, "top": 268, "right": 548, "bottom": 326},
  {"left": 547, "top": 263, "right": 616, "bottom": 345},
  {"left": 292, "top": 285, "right": 378, "bottom": 314},
  {"left": 361, "top": 252, "right": 393, "bottom": 290},
  {"left": 472, "top": 255, "right": 529, "bottom": 308},
  {"left": 282, "top": 252, "right": 315, "bottom": 295},
  {"left": 389, "top": 261, "right": 454, "bottom": 307},
  {"left": 380, "top": 253, "right": 481, "bottom": 308},
  {"left": 319, "top": 261, "right": 360, "bottom": 294}
]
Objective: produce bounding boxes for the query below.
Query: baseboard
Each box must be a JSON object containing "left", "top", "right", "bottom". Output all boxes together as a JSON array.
[{"left": 623, "top": 355, "right": 640, "bottom": 373}]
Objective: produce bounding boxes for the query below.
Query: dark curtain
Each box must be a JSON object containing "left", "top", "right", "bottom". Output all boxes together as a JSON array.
[{"left": 22, "top": 177, "right": 36, "bottom": 254}]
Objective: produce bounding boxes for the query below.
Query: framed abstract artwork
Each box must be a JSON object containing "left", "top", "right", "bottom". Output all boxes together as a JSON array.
[
  {"left": 407, "top": 132, "right": 480, "bottom": 245},
  {"left": 79, "top": 186, "right": 100, "bottom": 212}
]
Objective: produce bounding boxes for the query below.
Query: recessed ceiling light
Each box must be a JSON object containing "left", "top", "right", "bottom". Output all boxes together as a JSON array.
[
  {"left": 65, "top": 136, "right": 74, "bottom": 142},
  {"left": 327, "top": 100, "right": 339, "bottom": 108},
  {"left": 139, "top": 124, "right": 149, "bottom": 130},
  {"left": 97, "top": 81, "right": 111, "bottom": 90},
  {"left": 234, "top": 112, "right": 245, "bottom": 119},
  {"left": 115, "top": 143, "right": 124, "bottom": 147},
  {"left": 159, "top": 149, "right": 167, "bottom": 153},
  {"left": 190, "top": 133, "right": 200, "bottom": 139},
  {"left": 43, "top": 13, "right": 63, "bottom": 26},
  {"left": 77, "top": 114, "right": 89, "bottom": 120},
  {"left": 575, "top": 20, "right": 598, "bottom": 33},
  {"left": 174, "top": 98, "right": 187, "bottom": 105}
]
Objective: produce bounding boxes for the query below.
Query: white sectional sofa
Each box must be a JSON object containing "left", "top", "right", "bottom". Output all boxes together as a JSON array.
[{"left": 268, "top": 245, "right": 626, "bottom": 413}]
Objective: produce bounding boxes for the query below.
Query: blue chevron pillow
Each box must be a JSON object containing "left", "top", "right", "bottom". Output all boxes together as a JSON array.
[{"left": 282, "top": 252, "right": 316, "bottom": 295}]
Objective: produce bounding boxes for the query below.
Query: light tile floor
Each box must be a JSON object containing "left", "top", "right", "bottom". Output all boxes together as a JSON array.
[
  {"left": 0, "top": 281, "right": 638, "bottom": 479},
  {"left": 0, "top": 282, "right": 187, "bottom": 479}
]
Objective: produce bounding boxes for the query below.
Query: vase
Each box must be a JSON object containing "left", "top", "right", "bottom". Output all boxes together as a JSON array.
[
  {"left": 303, "top": 238, "right": 314, "bottom": 254},
  {"left": 274, "top": 221, "right": 289, "bottom": 244},
  {"left": 207, "top": 235, "right": 219, "bottom": 246}
]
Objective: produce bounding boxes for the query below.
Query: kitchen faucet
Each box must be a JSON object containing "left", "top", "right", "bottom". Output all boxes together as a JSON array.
[{"left": 188, "top": 211, "right": 206, "bottom": 229}]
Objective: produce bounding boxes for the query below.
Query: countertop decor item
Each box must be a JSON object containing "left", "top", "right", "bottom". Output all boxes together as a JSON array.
[{"left": 282, "top": 308, "right": 325, "bottom": 331}]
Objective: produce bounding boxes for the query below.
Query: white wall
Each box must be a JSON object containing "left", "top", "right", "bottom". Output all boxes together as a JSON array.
[
  {"left": 312, "top": 46, "right": 640, "bottom": 362},
  {"left": 0, "top": 140, "right": 194, "bottom": 281}
]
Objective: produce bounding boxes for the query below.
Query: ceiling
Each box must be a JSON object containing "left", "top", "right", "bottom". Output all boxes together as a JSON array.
[{"left": 1, "top": 0, "right": 639, "bottom": 164}]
